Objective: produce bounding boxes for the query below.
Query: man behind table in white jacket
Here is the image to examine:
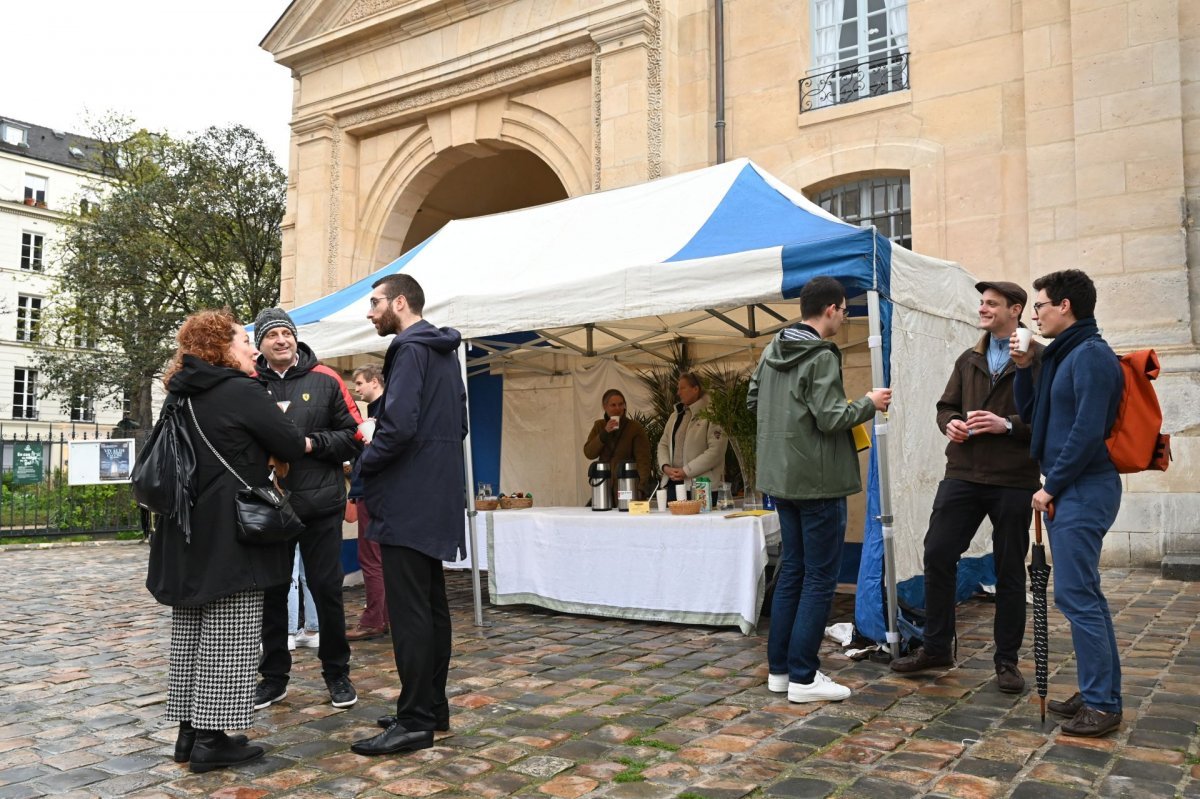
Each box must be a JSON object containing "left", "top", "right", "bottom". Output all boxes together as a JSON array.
[{"left": 657, "top": 371, "right": 728, "bottom": 495}]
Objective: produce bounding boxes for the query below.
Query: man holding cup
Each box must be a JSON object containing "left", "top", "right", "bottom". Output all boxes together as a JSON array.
[{"left": 891, "top": 281, "right": 1042, "bottom": 694}]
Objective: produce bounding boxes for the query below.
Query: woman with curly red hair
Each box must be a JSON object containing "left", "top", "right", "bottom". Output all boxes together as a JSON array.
[{"left": 146, "top": 309, "right": 306, "bottom": 772}]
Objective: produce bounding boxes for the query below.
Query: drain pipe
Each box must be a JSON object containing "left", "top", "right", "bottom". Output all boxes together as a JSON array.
[{"left": 714, "top": 0, "right": 726, "bottom": 164}]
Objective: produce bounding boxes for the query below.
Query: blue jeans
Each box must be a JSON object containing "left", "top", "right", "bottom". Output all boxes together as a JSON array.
[
  {"left": 768, "top": 496, "right": 847, "bottom": 684},
  {"left": 1047, "top": 471, "right": 1122, "bottom": 713},
  {"left": 287, "top": 550, "right": 319, "bottom": 634}
]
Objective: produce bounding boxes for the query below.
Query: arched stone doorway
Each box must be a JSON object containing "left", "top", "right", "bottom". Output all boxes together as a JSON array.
[{"left": 400, "top": 148, "right": 569, "bottom": 253}]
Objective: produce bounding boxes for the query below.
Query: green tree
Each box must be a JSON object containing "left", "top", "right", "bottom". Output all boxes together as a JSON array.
[{"left": 35, "top": 117, "right": 286, "bottom": 429}]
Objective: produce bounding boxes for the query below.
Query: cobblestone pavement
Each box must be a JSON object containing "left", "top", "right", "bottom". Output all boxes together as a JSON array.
[{"left": 2, "top": 543, "right": 1199, "bottom": 799}]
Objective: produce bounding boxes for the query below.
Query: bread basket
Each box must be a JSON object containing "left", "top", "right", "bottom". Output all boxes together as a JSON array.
[
  {"left": 475, "top": 498, "right": 500, "bottom": 511},
  {"left": 499, "top": 496, "right": 534, "bottom": 510},
  {"left": 668, "top": 499, "right": 703, "bottom": 516}
]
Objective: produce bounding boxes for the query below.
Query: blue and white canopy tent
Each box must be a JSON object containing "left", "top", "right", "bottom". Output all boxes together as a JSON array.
[{"left": 282, "top": 158, "right": 995, "bottom": 651}]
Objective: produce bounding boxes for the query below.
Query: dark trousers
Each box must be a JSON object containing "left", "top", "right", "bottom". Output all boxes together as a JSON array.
[
  {"left": 921, "top": 478, "right": 1033, "bottom": 664},
  {"left": 381, "top": 544, "right": 451, "bottom": 731},
  {"left": 260, "top": 512, "right": 350, "bottom": 685},
  {"left": 355, "top": 501, "right": 388, "bottom": 630}
]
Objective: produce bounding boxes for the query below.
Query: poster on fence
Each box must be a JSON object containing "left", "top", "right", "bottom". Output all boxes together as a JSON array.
[
  {"left": 12, "top": 443, "right": 45, "bottom": 486},
  {"left": 68, "top": 439, "right": 136, "bottom": 485}
]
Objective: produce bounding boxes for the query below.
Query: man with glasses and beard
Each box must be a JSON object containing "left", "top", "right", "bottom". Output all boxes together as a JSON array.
[
  {"left": 1010, "top": 269, "right": 1123, "bottom": 737},
  {"left": 350, "top": 274, "right": 468, "bottom": 756}
]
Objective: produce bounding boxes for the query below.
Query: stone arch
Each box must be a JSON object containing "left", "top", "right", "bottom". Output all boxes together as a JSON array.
[{"left": 351, "top": 96, "right": 590, "bottom": 277}]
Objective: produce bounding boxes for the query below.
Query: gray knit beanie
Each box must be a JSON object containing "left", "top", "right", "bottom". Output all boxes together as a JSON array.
[{"left": 253, "top": 307, "right": 298, "bottom": 349}]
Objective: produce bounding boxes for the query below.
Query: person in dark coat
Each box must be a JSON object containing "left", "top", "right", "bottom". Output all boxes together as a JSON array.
[
  {"left": 251, "top": 307, "right": 364, "bottom": 712},
  {"left": 346, "top": 364, "right": 388, "bottom": 641},
  {"left": 146, "top": 309, "right": 305, "bottom": 773},
  {"left": 351, "top": 274, "right": 467, "bottom": 757},
  {"left": 582, "top": 388, "right": 652, "bottom": 503}
]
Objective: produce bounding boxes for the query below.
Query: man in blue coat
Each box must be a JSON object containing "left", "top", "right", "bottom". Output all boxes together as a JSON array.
[
  {"left": 1011, "top": 269, "right": 1123, "bottom": 737},
  {"left": 351, "top": 274, "right": 467, "bottom": 756}
]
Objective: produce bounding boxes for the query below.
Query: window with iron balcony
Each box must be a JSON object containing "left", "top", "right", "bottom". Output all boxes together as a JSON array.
[{"left": 801, "top": 0, "right": 909, "bottom": 113}]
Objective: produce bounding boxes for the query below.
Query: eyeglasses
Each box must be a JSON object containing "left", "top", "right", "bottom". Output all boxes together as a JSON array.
[
  {"left": 1032, "top": 300, "right": 1060, "bottom": 313},
  {"left": 368, "top": 295, "right": 389, "bottom": 308},
  {"left": 836, "top": 305, "right": 849, "bottom": 315}
]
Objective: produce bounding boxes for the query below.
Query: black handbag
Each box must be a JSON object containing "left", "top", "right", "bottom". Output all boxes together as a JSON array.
[{"left": 187, "top": 398, "right": 306, "bottom": 546}]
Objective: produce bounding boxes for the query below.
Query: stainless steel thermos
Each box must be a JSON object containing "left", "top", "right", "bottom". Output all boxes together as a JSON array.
[
  {"left": 588, "top": 461, "right": 613, "bottom": 511},
  {"left": 616, "top": 461, "right": 639, "bottom": 512}
]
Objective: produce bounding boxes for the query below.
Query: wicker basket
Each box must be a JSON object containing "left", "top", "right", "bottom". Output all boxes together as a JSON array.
[
  {"left": 668, "top": 499, "right": 703, "bottom": 516},
  {"left": 475, "top": 498, "right": 500, "bottom": 511},
  {"left": 499, "top": 496, "right": 534, "bottom": 510}
]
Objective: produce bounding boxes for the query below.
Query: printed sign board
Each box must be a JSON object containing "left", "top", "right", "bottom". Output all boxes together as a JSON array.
[{"left": 67, "top": 439, "right": 136, "bottom": 485}]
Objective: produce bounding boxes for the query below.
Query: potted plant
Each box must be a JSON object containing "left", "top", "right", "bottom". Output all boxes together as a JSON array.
[{"left": 695, "top": 366, "right": 757, "bottom": 500}]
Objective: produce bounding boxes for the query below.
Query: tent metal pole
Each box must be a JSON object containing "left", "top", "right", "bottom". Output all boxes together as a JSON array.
[
  {"left": 459, "top": 340, "right": 485, "bottom": 627},
  {"left": 866, "top": 290, "right": 899, "bottom": 659}
]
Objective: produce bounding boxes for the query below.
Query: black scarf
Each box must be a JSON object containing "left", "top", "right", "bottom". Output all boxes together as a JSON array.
[{"left": 1029, "top": 317, "right": 1099, "bottom": 462}]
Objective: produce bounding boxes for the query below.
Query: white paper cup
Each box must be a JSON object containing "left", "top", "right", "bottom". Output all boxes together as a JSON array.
[
  {"left": 358, "top": 419, "right": 376, "bottom": 443},
  {"left": 1015, "top": 328, "right": 1033, "bottom": 353},
  {"left": 655, "top": 489, "right": 668, "bottom": 512},
  {"left": 675, "top": 483, "right": 690, "bottom": 502}
]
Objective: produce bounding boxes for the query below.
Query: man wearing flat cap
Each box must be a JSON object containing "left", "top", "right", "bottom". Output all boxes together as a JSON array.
[
  {"left": 250, "top": 308, "right": 364, "bottom": 712},
  {"left": 891, "top": 281, "right": 1043, "bottom": 693}
]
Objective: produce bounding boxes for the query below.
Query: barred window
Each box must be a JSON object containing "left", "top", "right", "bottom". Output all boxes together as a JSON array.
[{"left": 813, "top": 175, "right": 911, "bottom": 249}]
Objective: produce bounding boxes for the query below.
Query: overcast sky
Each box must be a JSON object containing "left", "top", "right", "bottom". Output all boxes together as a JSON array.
[{"left": 2, "top": 1, "right": 294, "bottom": 163}]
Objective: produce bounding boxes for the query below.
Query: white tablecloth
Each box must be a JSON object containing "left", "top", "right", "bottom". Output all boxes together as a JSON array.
[{"left": 481, "top": 506, "right": 780, "bottom": 635}]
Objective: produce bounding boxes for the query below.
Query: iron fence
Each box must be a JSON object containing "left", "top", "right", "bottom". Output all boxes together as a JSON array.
[
  {"left": 800, "top": 51, "right": 910, "bottom": 113},
  {"left": 1, "top": 425, "right": 146, "bottom": 539}
]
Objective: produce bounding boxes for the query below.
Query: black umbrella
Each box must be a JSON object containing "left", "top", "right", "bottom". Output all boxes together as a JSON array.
[{"left": 1029, "top": 503, "right": 1053, "bottom": 724}]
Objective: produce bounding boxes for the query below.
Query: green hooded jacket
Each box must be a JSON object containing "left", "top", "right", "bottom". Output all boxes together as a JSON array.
[{"left": 747, "top": 330, "right": 876, "bottom": 500}]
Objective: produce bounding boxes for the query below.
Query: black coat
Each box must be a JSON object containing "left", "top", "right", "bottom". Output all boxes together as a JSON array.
[
  {"left": 146, "top": 356, "right": 307, "bottom": 607},
  {"left": 254, "top": 343, "right": 363, "bottom": 520},
  {"left": 361, "top": 320, "right": 467, "bottom": 561}
]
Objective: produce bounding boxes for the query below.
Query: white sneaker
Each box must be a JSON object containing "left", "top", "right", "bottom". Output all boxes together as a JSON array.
[
  {"left": 767, "top": 673, "right": 789, "bottom": 693},
  {"left": 295, "top": 630, "right": 320, "bottom": 649},
  {"left": 287, "top": 634, "right": 296, "bottom": 651},
  {"left": 787, "top": 671, "right": 851, "bottom": 703}
]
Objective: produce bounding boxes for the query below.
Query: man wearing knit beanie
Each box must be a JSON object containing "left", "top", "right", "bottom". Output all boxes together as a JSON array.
[{"left": 251, "top": 307, "right": 364, "bottom": 713}]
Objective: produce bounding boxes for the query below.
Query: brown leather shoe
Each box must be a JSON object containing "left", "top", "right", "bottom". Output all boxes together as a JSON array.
[
  {"left": 889, "top": 646, "right": 954, "bottom": 674},
  {"left": 995, "top": 661, "right": 1025, "bottom": 694},
  {"left": 1061, "top": 705, "right": 1121, "bottom": 738},
  {"left": 346, "top": 626, "right": 388, "bottom": 641},
  {"left": 1047, "top": 691, "right": 1084, "bottom": 718}
]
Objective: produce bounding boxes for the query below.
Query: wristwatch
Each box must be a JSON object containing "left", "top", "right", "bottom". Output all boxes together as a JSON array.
[{"left": 1004, "top": 418, "right": 1013, "bottom": 435}]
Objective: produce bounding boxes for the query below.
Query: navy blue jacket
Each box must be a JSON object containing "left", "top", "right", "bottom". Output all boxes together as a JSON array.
[
  {"left": 360, "top": 319, "right": 467, "bottom": 561},
  {"left": 1014, "top": 334, "right": 1121, "bottom": 497}
]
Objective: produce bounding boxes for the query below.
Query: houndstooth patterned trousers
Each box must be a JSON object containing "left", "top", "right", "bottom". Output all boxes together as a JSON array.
[{"left": 166, "top": 590, "right": 263, "bottom": 730}]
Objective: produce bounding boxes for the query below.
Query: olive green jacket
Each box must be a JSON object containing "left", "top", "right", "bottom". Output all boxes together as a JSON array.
[{"left": 747, "top": 331, "right": 876, "bottom": 500}]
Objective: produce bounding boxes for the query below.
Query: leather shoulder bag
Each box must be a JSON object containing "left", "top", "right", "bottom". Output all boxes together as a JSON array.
[{"left": 187, "top": 398, "right": 306, "bottom": 546}]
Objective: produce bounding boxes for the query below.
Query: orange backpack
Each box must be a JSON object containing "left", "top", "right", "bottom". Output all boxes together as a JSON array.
[{"left": 1106, "top": 349, "right": 1171, "bottom": 473}]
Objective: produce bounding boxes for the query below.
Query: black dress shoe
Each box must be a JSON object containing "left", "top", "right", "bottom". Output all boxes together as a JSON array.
[
  {"left": 995, "top": 662, "right": 1025, "bottom": 694},
  {"left": 189, "top": 730, "right": 265, "bottom": 773},
  {"left": 1047, "top": 691, "right": 1084, "bottom": 718},
  {"left": 376, "top": 714, "right": 450, "bottom": 732},
  {"left": 173, "top": 721, "right": 249, "bottom": 763},
  {"left": 889, "top": 646, "right": 954, "bottom": 674},
  {"left": 351, "top": 724, "right": 434, "bottom": 756},
  {"left": 1061, "top": 705, "right": 1122, "bottom": 738}
]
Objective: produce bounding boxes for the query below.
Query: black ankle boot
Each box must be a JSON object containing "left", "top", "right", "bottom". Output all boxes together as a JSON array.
[
  {"left": 188, "top": 729, "right": 265, "bottom": 773},
  {"left": 174, "top": 721, "right": 251, "bottom": 763}
]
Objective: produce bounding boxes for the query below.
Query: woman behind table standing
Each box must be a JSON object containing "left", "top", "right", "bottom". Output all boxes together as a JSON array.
[
  {"left": 583, "top": 389, "right": 652, "bottom": 504},
  {"left": 657, "top": 372, "right": 728, "bottom": 498},
  {"left": 145, "top": 310, "right": 306, "bottom": 773}
]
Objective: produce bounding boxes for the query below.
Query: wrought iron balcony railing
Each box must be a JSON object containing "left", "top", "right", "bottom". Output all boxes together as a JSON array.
[{"left": 800, "top": 51, "right": 909, "bottom": 113}]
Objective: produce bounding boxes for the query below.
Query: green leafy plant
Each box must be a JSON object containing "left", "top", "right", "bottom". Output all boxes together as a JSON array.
[{"left": 696, "top": 366, "right": 757, "bottom": 496}]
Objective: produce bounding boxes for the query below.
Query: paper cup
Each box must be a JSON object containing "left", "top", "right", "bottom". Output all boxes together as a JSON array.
[
  {"left": 655, "top": 489, "right": 668, "bottom": 512},
  {"left": 1015, "top": 328, "right": 1033, "bottom": 353},
  {"left": 358, "top": 419, "right": 376, "bottom": 443},
  {"left": 674, "top": 483, "right": 690, "bottom": 502}
]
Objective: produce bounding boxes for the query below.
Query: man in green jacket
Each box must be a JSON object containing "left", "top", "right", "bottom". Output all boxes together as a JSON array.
[{"left": 748, "top": 276, "right": 891, "bottom": 703}]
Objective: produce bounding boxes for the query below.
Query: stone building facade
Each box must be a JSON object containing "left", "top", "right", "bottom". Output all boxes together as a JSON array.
[{"left": 263, "top": 0, "right": 1199, "bottom": 565}]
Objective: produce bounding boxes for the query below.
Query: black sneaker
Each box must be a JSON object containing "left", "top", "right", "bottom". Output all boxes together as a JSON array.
[
  {"left": 253, "top": 681, "right": 287, "bottom": 710},
  {"left": 326, "top": 675, "right": 357, "bottom": 708},
  {"left": 995, "top": 661, "right": 1025, "bottom": 694}
]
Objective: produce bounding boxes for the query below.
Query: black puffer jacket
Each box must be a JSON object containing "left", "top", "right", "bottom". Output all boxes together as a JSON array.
[
  {"left": 146, "top": 356, "right": 306, "bottom": 607},
  {"left": 254, "top": 343, "right": 363, "bottom": 520}
]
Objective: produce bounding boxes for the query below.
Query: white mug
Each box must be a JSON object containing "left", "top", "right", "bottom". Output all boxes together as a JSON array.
[{"left": 1015, "top": 328, "right": 1033, "bottom": 353}]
